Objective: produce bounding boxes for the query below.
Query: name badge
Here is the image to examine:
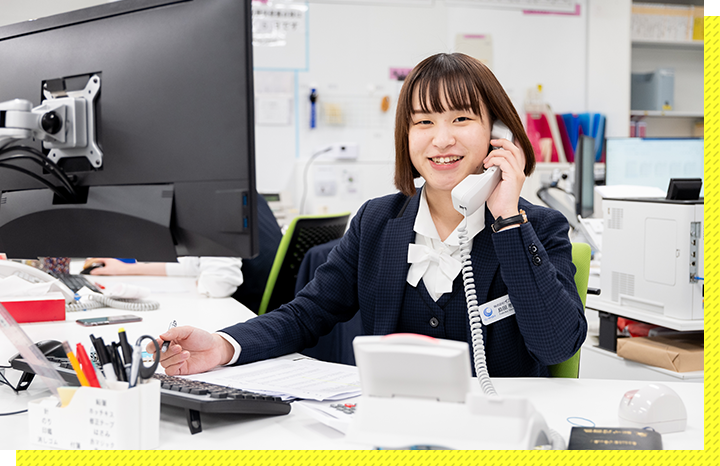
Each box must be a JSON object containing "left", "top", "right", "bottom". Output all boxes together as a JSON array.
[{"left": 479, "top": 294, "right": 516, "bottom": 325}]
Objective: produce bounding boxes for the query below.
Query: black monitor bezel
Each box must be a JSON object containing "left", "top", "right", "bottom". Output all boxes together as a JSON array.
[{"left": 0, "top": 0, "right": 258, "bottom": 260}]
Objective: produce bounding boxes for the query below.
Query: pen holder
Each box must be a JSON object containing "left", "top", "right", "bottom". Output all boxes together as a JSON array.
[{"left": 28, "top": 379, "right": 160, "bottom": 449}]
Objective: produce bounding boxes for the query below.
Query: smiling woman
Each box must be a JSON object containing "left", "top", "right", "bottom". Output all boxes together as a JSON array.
[
  {"left": 394, "top": 53, "right": 535, "bottom": 198},
  {"left": 149, "top": 53, "right": 587, "bottom": 383}
]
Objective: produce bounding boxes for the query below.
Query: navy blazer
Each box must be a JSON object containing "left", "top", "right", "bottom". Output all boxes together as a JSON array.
[{"left": 220, "top": 190, "right": 587, "bottom": 377}]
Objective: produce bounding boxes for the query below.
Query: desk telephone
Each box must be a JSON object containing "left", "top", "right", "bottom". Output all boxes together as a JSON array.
[
  {"left": 0, "top": 260, "right": 159, "bottom": 312},
  {"left": 347, "top": 122, "right": 564, "bottom": 450},
  {"left": 0, "top": 260, "right": 75, "bottom": 302}
]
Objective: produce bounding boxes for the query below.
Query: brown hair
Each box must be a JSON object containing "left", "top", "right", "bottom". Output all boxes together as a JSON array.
[{"left": 394, "top": 53, "right": 536, "bottom": 196}]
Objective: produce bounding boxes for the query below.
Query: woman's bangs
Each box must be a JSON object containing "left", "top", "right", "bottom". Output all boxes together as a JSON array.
[{"left": 413, "top": 73, "right": 483, "bottom": 118}]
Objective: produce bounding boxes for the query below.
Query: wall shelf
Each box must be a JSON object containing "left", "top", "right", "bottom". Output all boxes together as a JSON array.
[
  {"left": 630, "top": 110, "right": 704, "bottom": 118},
  {"left": 632, "top": 39, "right": 703, "bottom": 50}
]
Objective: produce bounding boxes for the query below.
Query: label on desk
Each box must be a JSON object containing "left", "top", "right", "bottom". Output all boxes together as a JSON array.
[{"left": 28, "top": 379, "right": 159, "bottom": 449}]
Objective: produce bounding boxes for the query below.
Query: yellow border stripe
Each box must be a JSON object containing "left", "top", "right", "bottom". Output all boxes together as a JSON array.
[
  {"left": 16, "top": 15, "right": 717, "bottom": 466},
  {"left": 11, "top": 449, "right": 716, "bottom": 465},
  {"left": 704, "top": 12, "right": 717, "bottom": 463}
]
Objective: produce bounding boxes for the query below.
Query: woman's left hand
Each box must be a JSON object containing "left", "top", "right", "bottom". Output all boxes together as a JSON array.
[{"left": 484, "top": 138, "right": 526, "bottom": 219}]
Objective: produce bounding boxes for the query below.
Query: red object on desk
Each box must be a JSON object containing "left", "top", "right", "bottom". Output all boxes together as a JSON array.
[
  {"left": 76, "top": 342, "right": 101, "bottom": 388},
  {"left": 0, "top": 295, "right": 65, "bottom": 323}
]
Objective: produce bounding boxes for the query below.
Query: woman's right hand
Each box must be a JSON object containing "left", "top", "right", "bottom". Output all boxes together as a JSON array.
[{"left": 147, "top": 325, "right": 235, "bottom": 376}]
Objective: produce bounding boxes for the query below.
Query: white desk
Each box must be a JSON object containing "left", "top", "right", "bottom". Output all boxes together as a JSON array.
[{"left": 0, "top": 276, "right": 704, "bottom": 450}]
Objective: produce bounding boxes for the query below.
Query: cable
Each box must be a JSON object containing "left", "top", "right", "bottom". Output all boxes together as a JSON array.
[
  {"left": 66, "top": 300, "right": 104, "bottom": 312},
  {"left": 0, "top": 145, "right": 76, "bottom": 200},
  {"left": 0, "top": 370, "right": 19, "bottom": 395},
  {"left": 0, "top": 148, "right": 72, "bottom": 190},
  {"left": 66, "top": 293, "right": 160, "bottom": 312},
  {"left": 457, "top": 210, "right": 496, "bottom": 397},
  {"left": 0, "top": 409, "right": 27, "bottom": 416},
  {"left": 0, "top": 162, "right": 72, "bottom": 201},
  {"left": 458, "top": 208, "right": 567, "bottom": 450},
  {"left": 1, "top": 145, "right": 76, "bottom": 194},
  {"left": 299, "top": 147, "right": 333, "bottom": 215},
  {"left": 536, "top": 185, "right": 579, "bottom": 230}
]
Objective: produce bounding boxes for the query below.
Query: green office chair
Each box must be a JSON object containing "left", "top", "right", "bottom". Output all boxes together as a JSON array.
[
  {"left": 257, "top": 212, "right": 351, "bottom": 315},
  {"left": 548, "top": 242, "right": 592, "bottom": 378}
]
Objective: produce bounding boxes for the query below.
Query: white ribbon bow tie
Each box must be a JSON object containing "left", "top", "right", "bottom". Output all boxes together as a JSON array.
[{"left": 407, "top": 243, "right": 463, "bottom": 295}]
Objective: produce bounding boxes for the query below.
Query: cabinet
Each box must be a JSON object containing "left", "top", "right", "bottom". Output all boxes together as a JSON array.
[
  {"left": 581, "top": 291, "right": 703, "bottom": 382},
  {"left": 629, "top": 2, "right": 704, "bottom": 137}
]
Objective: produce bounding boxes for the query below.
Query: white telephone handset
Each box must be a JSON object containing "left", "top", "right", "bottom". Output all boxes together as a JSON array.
[
  {"left": 0, "top": 260, "right": 75, "bottom": 302},
  {"left": 451, "top": 121, "right": 515, "bottom": 215}
]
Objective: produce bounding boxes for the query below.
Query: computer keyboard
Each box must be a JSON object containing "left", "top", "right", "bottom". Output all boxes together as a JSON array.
[
  {"left": 8, "top": 355, "right": 292, "bottom": 434},
  {"left": 53, "top": 273, "right": 102, "bottom": 293},
  {"left": 153, "top": 373, "right": 291, "bottom": 433}
]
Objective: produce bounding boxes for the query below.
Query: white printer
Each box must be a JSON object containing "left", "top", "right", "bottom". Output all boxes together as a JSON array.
[{"left": 599, "top": 197, "right": 703, "bottom": 321}]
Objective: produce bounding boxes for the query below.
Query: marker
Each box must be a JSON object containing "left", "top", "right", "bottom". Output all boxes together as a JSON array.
[
  {"left": 62, "top": 341, "right": 90, "bottom": 387},
  {"left": 109, "top": 343, "right": 127, "bottom": 382},
  {"left": 89, "top": 335, "right": 117, "bottom": 382},
  {"left": 309, "top": 88, "right": 318, "bottom": 129},
  {"left": 118, "top": 327, "right": 133, "bottom": 377},
  {"left": 75, "top": 343, "right": 101, "bottom": 388}
]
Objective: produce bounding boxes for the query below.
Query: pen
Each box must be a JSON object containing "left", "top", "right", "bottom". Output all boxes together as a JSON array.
[
  {"left": 62, "top": 341, "right": 90, "bottom": 387},
  {"left": 161, "top": 320, "right": 177, "bottom": 353},
  {"left": 76, "top": 343, "right": 101, "bottom": 388},
  {"left": 118, "top": 327, "right": 133, "bottom": 378},
  {"left": 90, "top": 335, "right": 117, "bottom": 382}
]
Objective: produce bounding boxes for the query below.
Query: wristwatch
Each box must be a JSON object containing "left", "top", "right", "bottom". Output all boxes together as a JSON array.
[{"left": 491, "top": 209, "right": 528, "bottom": 233}]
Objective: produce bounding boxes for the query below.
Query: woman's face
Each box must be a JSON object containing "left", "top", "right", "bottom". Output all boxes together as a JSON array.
[{"left": 408, "top": 87, "right": 492, "bottom": 199}]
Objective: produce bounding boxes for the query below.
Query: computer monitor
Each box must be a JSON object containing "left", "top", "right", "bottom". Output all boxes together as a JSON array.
[
  {"left": 666, "top": 178, "right": 702, "bottom": 201},
  {"left": 604, "top": 137, "right": 704, "bottom": 198},
  {"left": 574, "top": 135, "right": 595, "bottom": 218},
  {"left": 0, "top": 0, "right": 258, "bottom": 261}
]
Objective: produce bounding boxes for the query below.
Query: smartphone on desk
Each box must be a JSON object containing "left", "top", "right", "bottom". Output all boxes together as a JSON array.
[{"left": 76, "top": 314, "right": 142, "bottom": 326}]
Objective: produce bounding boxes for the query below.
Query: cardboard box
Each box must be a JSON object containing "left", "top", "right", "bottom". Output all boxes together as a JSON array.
[
  {"left": 0, "top": 292, "right": 65, "bottom": 323},
  {"left": 616, "top": 333, "right": 703, "bottom": 373}
]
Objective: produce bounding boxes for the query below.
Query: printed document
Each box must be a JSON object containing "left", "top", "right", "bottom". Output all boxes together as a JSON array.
[{"left": 183, "top": 357, "right": 361, "bottom": 401}]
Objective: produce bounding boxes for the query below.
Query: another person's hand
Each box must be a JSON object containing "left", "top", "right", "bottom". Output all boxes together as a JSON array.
[
  {"left": 82, "top": 258, "right": 167, "bottom": 276},
  {"left": 82, "top": 258, "right": 131, "bottom": 275},
  {"left": 146, "top": 326, "right": 234, "bottom": 376}
]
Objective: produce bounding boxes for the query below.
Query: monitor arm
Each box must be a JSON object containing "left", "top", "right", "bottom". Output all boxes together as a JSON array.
[{"left": 0, "top": 74, "right": 102, "bottom": 167}]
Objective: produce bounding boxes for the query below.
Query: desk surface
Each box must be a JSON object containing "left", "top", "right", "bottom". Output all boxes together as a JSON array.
[{"left": 0, "top": 276, "right": 704, "bottom": 450}]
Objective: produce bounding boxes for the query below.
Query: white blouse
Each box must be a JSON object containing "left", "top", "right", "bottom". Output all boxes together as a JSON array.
[{"left": 406, "top": 189, "right": 486, "bottom": 301}]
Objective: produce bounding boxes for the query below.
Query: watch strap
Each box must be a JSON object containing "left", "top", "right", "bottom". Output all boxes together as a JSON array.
[{"left": 492, "top": 209, "right": 528, "bottom": 233}]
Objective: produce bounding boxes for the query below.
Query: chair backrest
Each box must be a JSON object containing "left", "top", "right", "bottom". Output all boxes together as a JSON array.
[
  {"left": 231, "top": 194, "right": 283, "bottom": 313},
  {"left": 257, "top": 212, "right": 350, "bottom": 315},
  {"left": 548, "top": 242, "right": 591, "bottom": 378}
]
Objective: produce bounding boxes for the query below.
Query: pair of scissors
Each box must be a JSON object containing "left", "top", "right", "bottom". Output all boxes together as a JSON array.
[{"left": 129, "top": 335, "right": 160, "bottom": 388}]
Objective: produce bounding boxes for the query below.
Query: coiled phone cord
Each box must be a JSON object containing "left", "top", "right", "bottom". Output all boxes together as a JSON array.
[
  {"left": 457, "top": 210, "right": 497, "bottom": 397},
  {"left": 458, "top": 210, "right": 566, "bottom": 450},
  {"left": 66, "top": 293, "right": 160, "bottom": 312}
]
